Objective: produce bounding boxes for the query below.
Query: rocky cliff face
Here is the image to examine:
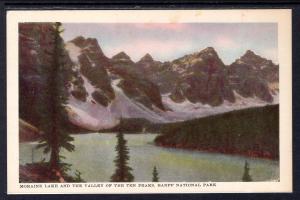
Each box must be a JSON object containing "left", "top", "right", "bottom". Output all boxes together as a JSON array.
[
  {"left": 167, "top": 47, "right": 235, "bottom": 106},
  {"left": 67, "top": 36, "right": 114, "bottom": 106},
  {"left": 65, "top": 37, "right": 167, "bottom": 130},
  {"left": 109, "top": 51, "right": 165, "bottom": 111},
  {"left": 19, "top": 24, "right": 279, "bottom": 131},
  {"left": 19, "top": 23, "right": 51, "bottom": 123},
  {"left": 136, "top": 55, "right": 179, "bottom": 94},
  {"left": 228, "top": 50, "right": 279, "bottom": 102},
  {"left": 136, "top": 47, "right": 278, "bottom": 106}
]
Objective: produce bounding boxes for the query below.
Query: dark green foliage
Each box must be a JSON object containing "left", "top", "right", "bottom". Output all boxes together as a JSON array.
[
  {"left": 19, "top": 162, "right": 85, "bottom": 183},
  {"left": 19, "top": 23, "right": 55, "bottom": 126},
  {"left": 111, "top": 119, "right": 134, "bottom": 182},
  {"left": 242, "top": 161, "right": 252, "bottom": 182},
  {"left": 155, "top": 105, "right": 279, "bottom": 159},
  {"left": 152, "top": 166, "right": 159, "bottom": 182},
  {"left": 34, "top": 22, "right": 75, "bottom": 170},
  {"left": 73, "top": 170, "right": 85, "bottom": 182},
  {"left": 50, "top": 157, "right": 85, "bottom": 182}
]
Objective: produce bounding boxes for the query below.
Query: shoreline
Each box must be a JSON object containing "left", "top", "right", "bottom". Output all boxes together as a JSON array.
[
  {"left": 155, "top": 142, "right": 278, "bottom": 161},
  {"left": 20, "top": 131, "right": 278, "bottom": 161}
]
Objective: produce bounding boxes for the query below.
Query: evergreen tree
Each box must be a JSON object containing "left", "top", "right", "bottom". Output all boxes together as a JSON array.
[
  {"left": 152, "top": 166, "right": 159, "bottom": 182},
  {"left": 36, "top": 22, "right": 74, "bottom": 171},
  {"left": 242, "top": 161, "right": 253, "bottom": 182},
  {"left": 111, "top": 118, "right": 134, "bottom": 182},
  {"left": 73, "top": 169, "right": 85, "bottom": 182}
]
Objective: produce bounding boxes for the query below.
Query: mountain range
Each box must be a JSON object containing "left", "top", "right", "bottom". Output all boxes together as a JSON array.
[{"left": 19, "top": 24, "right": 279, "bottom": 131}]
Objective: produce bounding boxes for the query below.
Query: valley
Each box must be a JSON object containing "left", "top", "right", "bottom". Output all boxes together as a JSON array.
[{"left": 18, "top": 23, "right": 280, "bottom": 182}]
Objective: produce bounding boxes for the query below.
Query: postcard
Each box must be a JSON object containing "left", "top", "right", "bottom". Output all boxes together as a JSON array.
[{"left": 6, "top": 9, "right": 292, "bottom": 193}]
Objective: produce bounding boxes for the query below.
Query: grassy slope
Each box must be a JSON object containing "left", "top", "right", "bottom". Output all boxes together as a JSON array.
[{"left": 155, "top": 105, "right": 279, "bottom": 159}]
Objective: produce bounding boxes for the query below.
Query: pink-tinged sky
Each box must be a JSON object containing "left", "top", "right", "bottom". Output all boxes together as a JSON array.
[{"left": 62, "top": 23, "right": 278, "bottom": 65}]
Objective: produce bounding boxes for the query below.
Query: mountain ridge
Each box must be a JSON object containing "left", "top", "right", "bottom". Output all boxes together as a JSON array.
[
  {"left": 65, "top": 36, "right": 278, "bottom": 130},
  {"left": 19, "top": 24, "right": 279, "bottom": 131}
]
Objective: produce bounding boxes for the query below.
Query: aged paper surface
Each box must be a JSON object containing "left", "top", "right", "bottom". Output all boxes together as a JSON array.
[{"left": 7, "top": 9, "right": 292, "bottom": 193}]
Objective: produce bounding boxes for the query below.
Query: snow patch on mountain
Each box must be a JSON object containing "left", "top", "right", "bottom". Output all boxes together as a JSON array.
[
  {"left": 162, "top": 94, "right": 212, "bottom": 112},
  {"left": 65, "top": 38, "right": 279, "bottom": 129},
  {"left": 110, "top": 79, "right": 167, "bottom": 123},
  {"left": 68, "top": 75, "right": 280, "bottom": 130},
  {"left": 67, "top": 74, "right": 118, "bottom": 131},
  {"left": 67, "top": 77, "right": 169, "bottom": 130},
  {"left": 65, "top": 42, "right": 81, "bottom": 63},
  {"left": 67, "top": 96, "right": 119, "bottom": 131},
  {"left": 81, "top": 75, "right": 97, "bottom": 103},
  {"left": 160, "top": 91, "right": 279, "bottom": 122}
]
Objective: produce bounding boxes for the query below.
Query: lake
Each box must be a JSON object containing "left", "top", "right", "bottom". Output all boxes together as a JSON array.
[{"left": 20, "top": 133, "right": 279, "bottom": 182}]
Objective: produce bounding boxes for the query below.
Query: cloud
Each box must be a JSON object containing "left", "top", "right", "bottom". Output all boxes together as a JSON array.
[{"left": 214, "top": 35, "right": 238, "bottom": 49}]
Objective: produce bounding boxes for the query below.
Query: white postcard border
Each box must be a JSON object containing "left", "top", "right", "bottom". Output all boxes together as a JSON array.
[{"left": 6, "top": 9, "right": 292, "bottom": 194}]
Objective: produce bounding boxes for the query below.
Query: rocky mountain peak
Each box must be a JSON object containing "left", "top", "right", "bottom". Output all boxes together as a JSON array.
[
  {"left": 85, "top": 38, "right": 102, "bottom": 50},
  {"left": 235, "top": 49, "right": 276, "bottom": 69},
  {"left": 69, "top": 36, "right": 104, "bottom": 56},
  {"left": 240, "top": 50, "right": 266, "bottom": 63},
  {"left": 173, "top": 47, "right": 220, "bottom": 64},
  {"left": 20, "top": 23, "right": 279, "bottom": 133},
  {"left": 192, "top": 47, "right": 223, "bottom": 65},
  {"left": 199, "top": 47, "right": 218, "bottom": 56},
  {"left": 139, "top": 53, "right": 154, "bottom": 62},
  {"left": 70, "top": 36, "right": 86, "bottom": 47},
  {"left": 244, "top": 49, "right": 256, "bottom": 56},
  {"left": 194, "top": 46, "right": 225, "bottom": 67},
  {"left": 241, "top": 50, "right": 262, "bottom": 60},
  {"left": 112, "top": 51, "right": 132, "bottom": 62},
  {"left": 202, "top": 47, "right": 216, "bottom": 53}
]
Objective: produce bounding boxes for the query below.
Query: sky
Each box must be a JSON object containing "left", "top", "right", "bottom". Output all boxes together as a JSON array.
[{"left": 62, "top": 23, "right": 278, "bottom": 65}]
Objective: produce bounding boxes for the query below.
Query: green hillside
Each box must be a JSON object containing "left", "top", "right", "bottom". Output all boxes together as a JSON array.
[{"left": 155, "top": 105, "right": 279, "bottom": 159}]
